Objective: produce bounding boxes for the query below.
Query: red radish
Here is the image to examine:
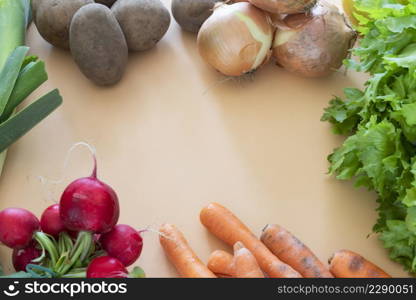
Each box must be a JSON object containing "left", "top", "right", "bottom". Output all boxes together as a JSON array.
[
  {"left": 86, "top": 256, "right": 128, "bottom": 278},
  {"left": 40, "top": 204, "right": 65, "bottom": 238},
  {"left": 12, "top": 241, "right": 41, "bottom": 271},
  {"left": 60, "top": 161, "right": 119, "bottom": 234},
  {"left": 99, "top": 224, "right": 143, "bottom": 266},
  {"left": 0, "top": 208, "right": 40, "bottom": 249}
]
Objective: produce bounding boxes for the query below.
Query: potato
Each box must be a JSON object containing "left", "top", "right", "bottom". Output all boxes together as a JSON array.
[
  {"left": 95, "top": 0, "right": 117, "bottom": 7},
  {"left": 111, "top": 0, "right": 171, "bottom": 51},
  {"left": 171, "top": 0, "right": 220, "bottom": 33},
  {"left": 69, "top": 4, "right": 128, "bottom": 86},
  {"left": 32, "top": 0, "right": 93, "bottom": 49},
  {"left": 31, "top": 0, "right": 41, "bottom": 19}
]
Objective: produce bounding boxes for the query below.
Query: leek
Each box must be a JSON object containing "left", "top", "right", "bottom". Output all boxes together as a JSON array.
[
  {"left": 0, "top": 0, "right": 30, "bottom": 68},
  {"left": 0, "top": 1, "right": 63, "bottom": 176},
  {"left": 0, "top": 89, "right": 62, "bottom": 153},
  {"left": 0, "top": 0, "right": 31, "bottom": 175}
]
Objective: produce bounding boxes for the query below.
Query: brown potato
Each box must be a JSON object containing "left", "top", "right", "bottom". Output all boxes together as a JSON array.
[
  {"left": 171, "top": 0, "right": 220, "bottom": 33},
  {"left": 111, "top": 0, "right": 171, "bottom": 51},
  {"left": 32, "top": 0, "right": 93, "bottom": 49},
  {"left": 69, "top": 4, "right": 128, "bottom": 85}
]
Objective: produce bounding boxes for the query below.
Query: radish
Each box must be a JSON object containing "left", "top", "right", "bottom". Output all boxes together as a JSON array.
[
  {"left": 40, "top": 204, "right": 65, "bottom": 238},
  {"left": 56, "top": 154, "right": 119, "bottom": 275},
  {"left": 86, "top": 256, "right": 128, "bottom": 278},
  {"left": 59, "top": 160, "right": 119, "bottom": 234},
  {"left": 99, "top": 224, "right": 143, "bottom": 266},
  {"left": 0, "top": 208, "right": 40, "bottom": 249},
  {"left": 0, "top": 208, "right": 59, "bottom": 267},
  {"left": 12, "top": 241, "right": 41, "bottom": 271}
]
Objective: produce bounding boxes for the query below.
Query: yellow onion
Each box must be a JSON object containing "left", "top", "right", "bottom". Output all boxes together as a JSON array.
[
  {"left": 273, "top": 0, "right": 356, "bottom": 78},
  {"left": 197, "top": 2, "right": 273, "bottom": 77},
  {"left": 268, "top": 12, "right": 285, "bottom": 27},
  {"left": 248, "top": 0, "right": 316, "bottom": 14}
]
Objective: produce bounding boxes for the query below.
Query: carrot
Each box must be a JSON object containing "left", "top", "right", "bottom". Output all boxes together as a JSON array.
[
  {"left": 232, "top": 242, "right": 264, "bottom": 278},
  {"left": 329, "top": 249, "right": 391, "bottom": 278},
  {"left": 159, "top": 223, "right": 216, "bottom": 278},
  {"left": 261, "top": 224, "right": 333, "bottom": 278},
  {"left": 200, "top": 202, "right": 302, "bottom": 278},
  {"left": 207, "top": 250, "right": 234, "bottom": 277}
]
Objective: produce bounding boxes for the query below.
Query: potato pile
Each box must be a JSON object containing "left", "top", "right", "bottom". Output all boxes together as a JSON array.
[{"left": 32, "top": 0, "right": 171, "bottom": 85}]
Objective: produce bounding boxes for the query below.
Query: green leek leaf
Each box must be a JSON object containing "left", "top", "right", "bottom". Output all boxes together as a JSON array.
[
  {"left": 0, "top": 151, "right": 7, "bottom": 175},
  {"left": 0, "top": 89, "right": 62, "bottom": 153},
  {"left": 0, "top": 46, "right": 29, "bottom": 117},
  {"left": 21, "top": 55, "right": 38, "bottom": 69},
  {"left": 0, "top": 0, "right": 30, "bottom": 69},
  {"left": 0, "top": 60, "right": 48, "bottom": 122}
]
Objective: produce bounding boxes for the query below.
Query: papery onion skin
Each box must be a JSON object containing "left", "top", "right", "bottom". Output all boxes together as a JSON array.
[
  {"left": 248, "top": 0, "right": 316, "bottom": 14},
  {"left": 197, "top": 2, "right": 273, "bottom": 77},
  {"left": 273, "top": 1, "right": 356, "bottom": 78}
]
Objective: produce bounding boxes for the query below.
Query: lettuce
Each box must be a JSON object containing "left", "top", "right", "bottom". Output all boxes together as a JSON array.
[{"left": 322, "top": 0, "right": 416, "bottom": 273}]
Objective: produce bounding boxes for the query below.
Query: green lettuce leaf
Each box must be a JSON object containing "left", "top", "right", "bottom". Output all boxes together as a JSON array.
[{"left": 323, "top": 0, "right": 416, "bottom": 273}]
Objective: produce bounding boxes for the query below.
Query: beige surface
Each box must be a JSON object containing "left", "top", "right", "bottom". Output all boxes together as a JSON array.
[{"left": 0, "top": 0, "right": 409, "bottom": 277}]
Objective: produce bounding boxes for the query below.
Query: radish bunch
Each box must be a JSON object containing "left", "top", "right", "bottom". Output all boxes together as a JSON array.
[{"left": 0, "top": 157, "right": 145, "bottom": 278}]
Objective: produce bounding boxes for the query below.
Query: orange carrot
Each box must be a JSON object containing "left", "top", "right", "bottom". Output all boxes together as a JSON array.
[
  {"left": 261, "top": 224, "right": 333, "bottom": 278},
  {"left": 200, "top": 203, "right": 302, "bottom": 278},
  {"left": 159, "top": 223, "right": 216, "bottom": 278},
  {"left": 232, "top": 242, "right": 264, "bottom": 278},
  {"left": 329, "top": 249, "right": 391, "bottom": 278},
  {"left": 207, "top": 250, "right": 234, "bottom": 277}
]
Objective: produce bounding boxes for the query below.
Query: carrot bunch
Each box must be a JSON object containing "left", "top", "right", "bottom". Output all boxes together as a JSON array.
[{"left": 159, "top": 202, "right": 391, "bottom": 278}]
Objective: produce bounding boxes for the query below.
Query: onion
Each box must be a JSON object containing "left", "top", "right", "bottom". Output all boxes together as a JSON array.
[
  {"left": 272, "top": 0, "right": 356, "bottom": 78},
  {"left": 248, "top": 0, "right": 316, "bottom": 14},
  {"left": 197, "top": 2, "right": 273, "bottom": 77}
]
